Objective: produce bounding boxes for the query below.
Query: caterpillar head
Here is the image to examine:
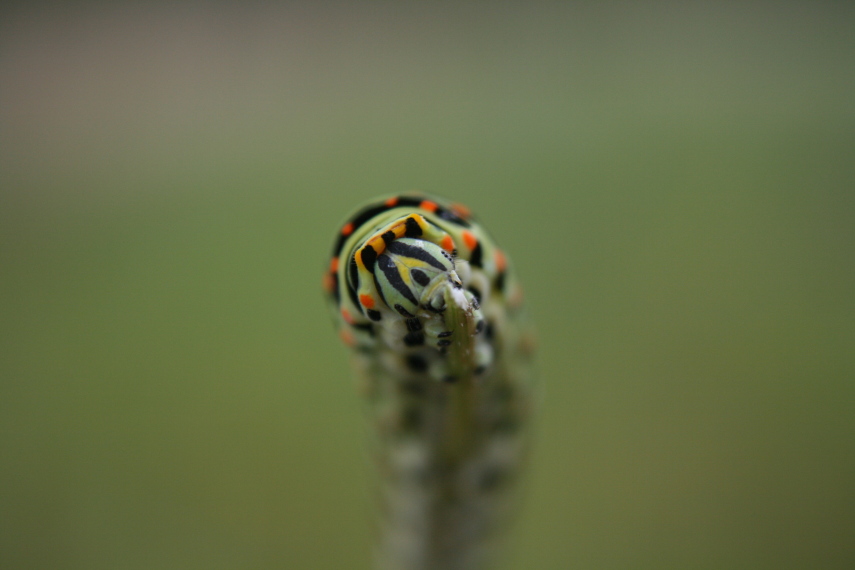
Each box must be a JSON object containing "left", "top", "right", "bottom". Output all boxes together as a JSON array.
[{"left": 374, "top": 238, "right": 461, "bottom": 318}]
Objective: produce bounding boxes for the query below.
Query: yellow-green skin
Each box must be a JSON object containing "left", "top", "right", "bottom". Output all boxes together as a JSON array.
[{"left": 324, "top": 194, "right": 535, "bottom": 570}]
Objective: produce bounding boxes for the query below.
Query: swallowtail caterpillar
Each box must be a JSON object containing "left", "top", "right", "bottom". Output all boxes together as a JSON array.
[{"left": 323, "top": 194, "right": 535, "bottom": 570}]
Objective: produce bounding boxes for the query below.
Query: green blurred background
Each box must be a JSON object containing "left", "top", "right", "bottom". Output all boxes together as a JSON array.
[{"left": 2, "top": 2, "right": 853, "bottom": 569}]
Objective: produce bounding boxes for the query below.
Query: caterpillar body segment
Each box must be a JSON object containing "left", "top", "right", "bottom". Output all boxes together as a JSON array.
[{"left": 324, "top": 193, "right": 535, "bottom": 570}]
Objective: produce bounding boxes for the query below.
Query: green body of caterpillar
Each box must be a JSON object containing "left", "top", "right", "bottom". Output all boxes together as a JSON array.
[{"left": 324, "top": 194, "right": 535, "bottom": 570}]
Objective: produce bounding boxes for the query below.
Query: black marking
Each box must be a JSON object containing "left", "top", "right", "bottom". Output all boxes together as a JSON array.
[
  {"left": 378, "top": 255, "right": 419, "bottom": 306},
  {"left": 366, "top": 309, "right": 382, "bottom": 322},
  {"left": 437, "top": 331, "right": 452, "bottom": 338},
  {"left": 484, "top": 322, "right": 495, "bottom": 340},
  {"left": 395, "top": 304, "right": 415, "bottom": 318},
  {"left": 381, "top": 230, "right": 396, "bottom": 245},
  {"left": 346, "top": 257, "right": 360, "bottom": 309},
  {"left": 387, "top": 241, "right": 447, "bottom": 270},
  {"left": 442, "top": 375, "right": 458, "bottom": 383},
  {"left": 437, "top": 208, "right": 470, "bottom": 227},
  {"left": 373, "top": 273, "right": 389, "bottom": 307},
  {"left": 405, "top": 354, "right": 429, "bottom": 373},
  {"left": 475, "top": 320, "right": 485, "bottom": 334},
  {"left": 474, "top": 364, "right": 487, "bottom": 374},
  {"left": 405, "top": 318, "right": 422, "bottom": 332},
  {"left": 397, "top": 196, "right": 425, "bottom": 208},
  {"left": 411, "top": 268, "right": 430, "bottom": 287},
  {"left": 361, "top": 245, "right": 378, "bottom": 272},
  {"left": 404, "top": 216, "right": 423, "bottom": 238},
  {"left": 332, "top": 274, "right": 340, "bottom": 303},
  {"left": 403, "top": 331, "right": 425, "bottom": 346},
  {"left": 470, "top": 242, "right": 483, "bottom": 267},
  {"left": 352, "top": 322, "right": 375, "bottom": 337},
  {"left": 495, "top": 271, "right": 506, "bottom": 292},
  {"left": 424, "top": 301, "right": 444, "bottom": 314},
  {"left": 437, "top": 339, "right": 452, "bottom": 347},
  {"left": 440, "top": 250, "right": 453, "bottom": 262},
  {"left": 467, "top": 286, "right": 481, "bottom": 304},
  {"left": 347, "top": 256, "right": 359, "bottom": 288}
]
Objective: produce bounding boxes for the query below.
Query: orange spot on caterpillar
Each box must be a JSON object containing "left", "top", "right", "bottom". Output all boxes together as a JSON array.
[
  {"left": 450, "top": 202, "right": 471, "bottom": 218},
  {"left": 462, "top": 230, "right": 477, "bottom": 250},
  {"left": 441, "top": 234, "right": 454, "bottom": 252},
  {"left": 321, "top": 272, "right": 335, "bottom": 292},
  {"left": 341, "top": 308, "right": 355, "bottom": 324},
  {"left": 419, "top": 200, "right": 438, "bottom": 213},
  {"left": 339, "top": 328, "right": 355, "bottom": 346},
  {"left": 385, "top": 196, "right": 399, "bottom": 207},
  {"left": 329, "top": 257, "right": 339, "bottom": 273},
  {"left": 341, "top": 222, "right": 354, "bottom": 236},
  {"left": 495, "top": 249, "right": 507, "bottom": 272},
  {"left": 359, "top": 294, "right": 375, "bottom": 309}
]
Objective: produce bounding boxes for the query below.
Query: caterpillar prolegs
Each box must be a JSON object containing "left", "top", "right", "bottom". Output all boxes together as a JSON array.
[{"left": 323, "top": 194, "right": 535, "bottom": 570}]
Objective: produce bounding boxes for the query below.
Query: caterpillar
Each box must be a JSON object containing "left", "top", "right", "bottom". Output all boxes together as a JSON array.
[{"left": 323, "top": 194, "right": 535, "bottom": 570}]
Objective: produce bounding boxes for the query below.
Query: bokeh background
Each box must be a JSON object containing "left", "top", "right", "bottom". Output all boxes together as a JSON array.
[{"left": 2, "top": 2, "right": 853, "bottom": 569}]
